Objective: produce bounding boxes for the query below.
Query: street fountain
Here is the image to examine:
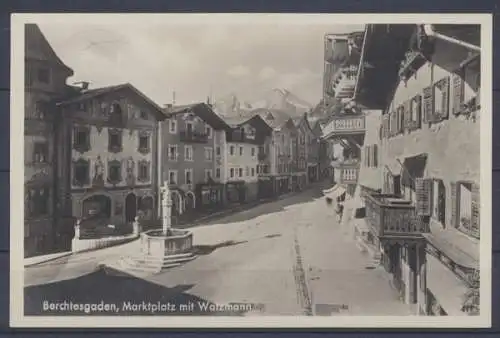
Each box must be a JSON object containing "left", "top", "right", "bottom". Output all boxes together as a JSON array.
[{"left": 108, "top": 181, "right": 197, "bottom": 275}]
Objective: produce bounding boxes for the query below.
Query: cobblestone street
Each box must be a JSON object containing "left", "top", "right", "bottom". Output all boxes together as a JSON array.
[{"left": 25, "top": 186, "right": 413, "bottom": 316}]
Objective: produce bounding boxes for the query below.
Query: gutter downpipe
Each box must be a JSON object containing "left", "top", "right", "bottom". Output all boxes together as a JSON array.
[{"left": 423, "top": 24, "right": 481, "bottom": 52}]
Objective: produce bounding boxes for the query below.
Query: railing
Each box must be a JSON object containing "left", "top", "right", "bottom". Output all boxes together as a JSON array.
[
  {"left": 331, "top": 159, "right": 360, "bottom": 169},
  {"left": 339, "top": 167, "right": 359, "bottom": 184},
  {"left": 180, "top": 131, "right": 208, "bottom": 143},
  {"left": 322, "top": 115, "right": 365, "bottom": 137},
  {"left": 364, "top": 193, "right": 429, "bottom": 238}
]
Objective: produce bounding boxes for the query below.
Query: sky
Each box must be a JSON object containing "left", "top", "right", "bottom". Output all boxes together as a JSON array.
[{"left": 38, "top": 19, "right": 364, "bottom": 107}]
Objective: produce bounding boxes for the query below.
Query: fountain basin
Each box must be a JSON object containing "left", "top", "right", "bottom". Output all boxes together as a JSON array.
[{"left": 140, "top": 229, "right": 194, "bottom": 257}]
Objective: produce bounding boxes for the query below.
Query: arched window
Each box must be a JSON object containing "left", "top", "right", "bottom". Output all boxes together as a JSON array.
[{"left": 109, "top": 103, "right": 124, "bottom": 125}]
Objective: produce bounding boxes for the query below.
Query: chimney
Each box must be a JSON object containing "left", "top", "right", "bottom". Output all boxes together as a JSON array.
[{"left": 73, "top": 81, "right": 90, "bottom": 91}]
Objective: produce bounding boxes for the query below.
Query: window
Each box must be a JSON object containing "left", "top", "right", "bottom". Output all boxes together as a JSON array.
[
  {"left": 32, "top": 142, "right": 48, "bottom": 163},
  {"left": 184, "top": 145, "right": 193, "bottom": 161},
  {"left": 37, "top": 67, "right": 50, "bottom": 84},
  {"left": 138, "top": 133, "right": 150, "bottom": 154},
  {"left": 239, "top": 147, "right": 243, "bottom": 156},
  {"left": 205, "top": 126, "right": 212, "bottom": 138},
  {"left": 109, "top": 103, "right": 124, "bottom": 125},
  {"left": 107, "top": 160, "right": 122, "bottom": 184},
  {"left": 205, "top": 147, "right": 213, "bottom": 161},
  {"left": 430, "top": 77, "right": 450, "bottom": 122},
  {"left": 25, "top": 186, "right": 50, "bottom": 218},
  {"left": 140, "top": 111, "right": 148, "bottom": 120},
  {"left": 216, "top": 168, "right": 221, "bottom": 178},
  {"left": 216, "top": 146, "right": 221, "bottom": 156},
  {"left": 168, "top": 145, "right": 178, "bottom": 161},
  {"left": 108, "top": 128, "right": 123, "bottom": 153},
  {"left": 230, "top": 146, "right": 235, "bottom": 156},
  {"left": 205, "top": 169, "right": 213, "bottom": 182},
  {"left": 431, "top": 179, "right": 446, "bottom": 226},
  {"left": 169, "top": 170, "right": 178, "bottom": 185},
  {"left": 452, "top": 181, "right": 480, "bottom": 238},
  {"left": 251, "top": 147, "right": 255, "bottom": 156},
  {"left": 169, "top": 120, "right": 177, "bottom": 134},
  {"left": 73, "top": 125, "right": 91, "bottom": 153},
  {"left": 238, "top": 168, "right": 243, "bottom": 177},
  {"left": 251, "top": 167, "right": 255, "bottom": 176},
  {"left": 73, "top": 158, "right": 90, "bottom": 187},
  {"left": 245, "top": 166, "right": 249, "bottom": 176},
  {"left": 185, "top": 169, "right": 193, "bottom": 185},
  {"left": 230, "top": 168, "right": 235, "bottom": 178},
  {"left": 138, "top": 160, "right": 150, "bottom": 182}
]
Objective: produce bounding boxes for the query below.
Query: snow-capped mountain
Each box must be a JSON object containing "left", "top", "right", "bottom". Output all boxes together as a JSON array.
[{"left": 213, "top": 88, "right": 313, "bottom": 118}]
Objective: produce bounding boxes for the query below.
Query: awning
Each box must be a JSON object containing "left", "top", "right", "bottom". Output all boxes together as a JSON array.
[
  {"left": 423, "top": 232, "right": 478, "bottom": 270},
  {"left": 323, "top": 185, "right": 346, "bottom": 200},
  {"left": 426, "top": 254, "right": 469, "bottom": 316},
  {"left": 400, "top": 153, "right": 428, "bottom": 187}
]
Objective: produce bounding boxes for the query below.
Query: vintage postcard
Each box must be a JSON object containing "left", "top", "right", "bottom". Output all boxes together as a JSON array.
[{"left": 10, "top": 13, "right": 492, "bottom": 328}]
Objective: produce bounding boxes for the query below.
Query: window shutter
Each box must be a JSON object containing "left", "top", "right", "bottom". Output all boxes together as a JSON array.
[
  {"left": 366, "top": 145, "right": 371, "bottom": 167},
  {"left": 423, "top": 86, "right": 433, "bottom": 124},
  {"left": 373, "top": 144, "right": 378, "bottom": 167},
  {"left": 471, "top": 182, "right": 480, "bottom": 238},
  {"left": 452, "top": 71, "right": 465, "bottom": 115},
  {"left": 414, "top": 95, "right": 422, "bottom": 129},
  {"left": 416, "top": 178, "right": 433, "bottom": 216},
  {"left": 440, "top": 77, "right": 450, "bottom": 120},
  {"left": 437, "top": 179, "right": 446, "bottom": 224},
  {"left": 403, "top": 101, "right": 411, "bottom": 131},
  {"left": 384, "top": 114, "right": 390, "bottom": 138},
  {"left": 450, "top": 182, "right": 458, "bottom": 228}
]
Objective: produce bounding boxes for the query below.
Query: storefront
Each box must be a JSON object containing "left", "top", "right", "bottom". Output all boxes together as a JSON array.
[
  {"left": 258, "top": 176, "right": 275, "bottom": 199},
  {"left": 275, "top": 176, "right": 290, "bottom": 195},
  {"left": 424, "top": 251, "right": 472, "bottom": 316},
  {"left": 225, "top": 181, "right": 246, "bottom": 204},
  {"left": 196, "top": 183, "right": 224, "bottom": 210}
]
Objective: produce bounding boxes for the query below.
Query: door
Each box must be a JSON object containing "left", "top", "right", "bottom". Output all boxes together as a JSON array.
[
  {"left": 186, "top": 122, "right": 193, "bottom": 134},
  {"left": 125, "top": 193, "right": 137, "bottom": 223}
]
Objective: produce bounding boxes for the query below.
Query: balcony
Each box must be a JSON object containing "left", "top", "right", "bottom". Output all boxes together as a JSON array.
[
  {"left": 331, "top": 66, "right": 357, "bottom": 99},
  {"left": 322, "top": 114, "right": 365, "bottom": 138},
  {"left": 364, "top": 193, "right": 429, "bottom": 239},
  {"left": 331, "top": 159, "right": 360, "bottom": 169},
  {"left": 339, "top": 167, "right": 359, "bottom": 184},
  {"left": 180, "top": 130, "right": 208, "bottom": 143},
  {"left": 258, "top": 152, "right": 267, "bottom": 161}
]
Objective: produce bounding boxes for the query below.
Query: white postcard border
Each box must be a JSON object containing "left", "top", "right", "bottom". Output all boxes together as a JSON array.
[{"left": 10, "top": 13, "right": 493, "bottom": 328}]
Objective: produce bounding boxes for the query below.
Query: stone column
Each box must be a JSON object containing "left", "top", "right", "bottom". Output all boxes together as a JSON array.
[
  {"left": 133, "top": 216, "right": 140, "bottom": 236},
  {"left": 74, "top": 219, "right": 81, "bottom": 240},
  {"left": 161, "top": 181, "right": 172, "bottom": 235}
]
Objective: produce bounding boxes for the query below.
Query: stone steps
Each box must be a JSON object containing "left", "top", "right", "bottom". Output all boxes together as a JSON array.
[{"left": 115, "top": 252, "right": 197, "bottom": 275}]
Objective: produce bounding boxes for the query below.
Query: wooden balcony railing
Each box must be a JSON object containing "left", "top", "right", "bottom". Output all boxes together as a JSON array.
[
  {"left": 180, "top": 131, "right": 208, "bottom": 143},
  {"left": 340, "top": 167, "right": 359, "bottom": 184},
  {"left": 364, "top": 193, "right": 429, "bottom": 238},
  {"left": 322, "top": 115, "right": 365, "bottom": 137}
]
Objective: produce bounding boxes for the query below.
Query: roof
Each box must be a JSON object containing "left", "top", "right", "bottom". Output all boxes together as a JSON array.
[
  {"left": 431, "top": 24, "right": 480, "bottom": 48},
  {"left": 354, "top": 24, "right": 415, "bottom": 110},
  {"left": 25, "top": 24, "right": 73, "bottom": 76},
  {"left": 254, "top": 108, "right": 294, "bottom": 130},
  {"left": 164, "top": 103, "right": 230, "bottom": 130},
  {"left": 57, "top": 83, "right": 165, "bottom": 120}
]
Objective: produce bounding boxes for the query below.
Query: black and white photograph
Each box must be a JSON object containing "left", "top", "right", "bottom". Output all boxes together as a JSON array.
[{"left": 10, "top": 13, "right": 492, "bottom": 328}]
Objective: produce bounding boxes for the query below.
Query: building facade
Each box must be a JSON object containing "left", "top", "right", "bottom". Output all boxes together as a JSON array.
[
  {"left": 24, "top": 24, "right": 75, "bottom": 257},
  {"left": 223, "top": 118, "right": 264, "bottom": 204},
  {"left": 159, "top": 103, "right": 229, "bottom": 217},
  {"left": 56, "top": 83, "right": 164, "bottom": 236},
  {"left": 355, "top": 24, "right": 481, "bottom": 316}
]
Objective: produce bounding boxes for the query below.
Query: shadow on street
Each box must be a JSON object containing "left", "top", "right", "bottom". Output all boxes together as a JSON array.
[
  {"left": 202, "top": 187, "right": 327, "bottom": 226},
  {"left": 24, "top": 267, "right": 250, "bottom": 316},
  {"left": 192, "top": 240, "right": 249, "bottom": 255}
]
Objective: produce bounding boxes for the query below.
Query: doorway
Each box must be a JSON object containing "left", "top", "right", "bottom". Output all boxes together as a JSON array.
[{"left": 125, "top": 193, "right": 137, "bottom": 223}]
